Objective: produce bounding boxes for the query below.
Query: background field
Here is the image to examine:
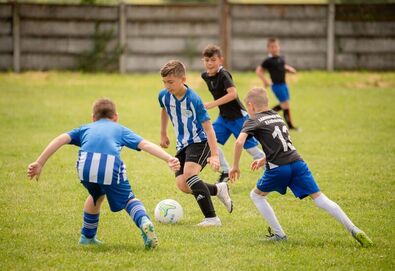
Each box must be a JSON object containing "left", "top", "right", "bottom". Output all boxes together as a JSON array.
[{"left": 0, "top": 71, "right": 394, "bottom": 270}]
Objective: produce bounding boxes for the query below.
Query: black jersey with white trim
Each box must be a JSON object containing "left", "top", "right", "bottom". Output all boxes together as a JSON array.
[
  {"left": 201, "top": 67, "right": 246, "bottom": 120},
  {"left": 241, "top": 110, "right": 301, "bottom": 168}
]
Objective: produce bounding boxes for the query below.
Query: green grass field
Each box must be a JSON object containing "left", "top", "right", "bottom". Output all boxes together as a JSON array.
[{"left": 0, "top": 71, "right": 394, "bottom": 270}]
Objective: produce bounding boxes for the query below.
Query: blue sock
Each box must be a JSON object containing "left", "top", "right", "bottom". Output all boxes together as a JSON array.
[
  {"left": 125, "top": 200, "right": 149, "bottom": 228},
  {"left": 81, "top": 212, "right": 99, "bottom": 239}
]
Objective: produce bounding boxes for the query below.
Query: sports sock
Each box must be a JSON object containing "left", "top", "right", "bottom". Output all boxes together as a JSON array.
[
  {"left": 272, "top": 104, "right": 282, "bottom": 111},
  {"left": 283, "top": 109, "right": 295, "bottom": 129},
  {"left": 218, "top": 147, "right": 230, "bottom": 173},
  {"left": 250, "top": 190, "right": 286, "bottom": 237},
  {"left": 186, "top": 175, "right": 216, "bottom": 218},
  {"left": 246, "top": 147, "right": 266, "bottom": 160},
  {"left": 314, "top": 193, "right": 359, "bottom": 233},
  {"left": 125, "top": 199, "right": 149, "bottom": 228},
  {"left": 81, "top": 212, "right": 99, "bottom": 238},
  {"left": 204, "top": 182, "right": 218, "bottom": 196}
]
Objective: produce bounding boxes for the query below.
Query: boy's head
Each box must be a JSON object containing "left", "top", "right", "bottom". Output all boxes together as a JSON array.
[
  {"left": 267, "top": 38, "right": 280, "bottom": 56},
  {"left": 160, "top": 60, "right": 187, "bottom": 95},
  {"left": 202, "top": 44, "right": 223, "bottom": 75},
  {"left": 244, "top": 87, "right": 269, "bottom": 116},
  {"left": 92, "top": 98, "right": 118, "bottom": 122}
]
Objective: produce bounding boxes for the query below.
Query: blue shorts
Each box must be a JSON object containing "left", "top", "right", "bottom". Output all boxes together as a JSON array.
[
  {"left": 272, "top": 83, "right": 290, "bottom": 103},
  {"left": 213, "top": 115, "right": 259, "bottom": 149},
  {"left": 256, "top": 160, "right": 320, "bottom": 199},
  {"left": 82, "top": 180, "right": 135, "bottom": 212}
]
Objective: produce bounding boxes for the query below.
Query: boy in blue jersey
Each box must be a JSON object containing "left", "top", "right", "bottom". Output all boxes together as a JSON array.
[
  {"left": 27, "top": 98, "right": 180, "bottom": 249},
  {"left": 201, "top": 45, "right": 265, "bottom": 183},
  {"left": 229, "top": 88, "right": 373, "bottom": 247},
  {"left": 256, "top": 38, "right": 298, "bottom": 130},
  {"left": 159, "top": 60, "right": 233, "bottom": 227}
]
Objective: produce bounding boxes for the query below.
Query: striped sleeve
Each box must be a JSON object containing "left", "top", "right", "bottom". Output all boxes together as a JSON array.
[{"left": 191, "top": 93, "right": 210, "bottom": 123}]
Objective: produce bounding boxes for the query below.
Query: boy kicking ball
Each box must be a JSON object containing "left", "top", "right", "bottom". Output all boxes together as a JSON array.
[
  {"left": 229, "top": 87, "right": 373, "bottom": 247},
  {"left": 27, "top": 98, "right": 180, "bottom": 249}
]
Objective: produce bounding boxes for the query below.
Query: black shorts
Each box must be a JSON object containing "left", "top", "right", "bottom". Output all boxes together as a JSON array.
[{"left": 175, "top": 141, "right": 210, "bottom": 177}]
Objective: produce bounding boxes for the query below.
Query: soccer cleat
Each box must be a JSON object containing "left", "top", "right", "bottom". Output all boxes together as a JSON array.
[
  {"left": 79, "top": 234, "right": 103, "bottom": 245},
  {"left": 217, "top": 171, "right": 230, "bottom": 183},
  {"left": 352, "top": 230, "right": 373, "bottom": 247},
  {"left": 216, "top": 182, "right": 233, "bottom": 213},
  {"left": 197, "top": 217, "right": 222, "bottom": 227},
  {"left": 140, "top": 217, "right": 159, "bottom": 249},
  {"left": 264, "top": 227, "right": 287, "bottom": 242}
]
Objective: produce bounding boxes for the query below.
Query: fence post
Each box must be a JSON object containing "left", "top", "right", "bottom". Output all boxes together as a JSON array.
[
  {"left": 326, "top": 0, "right": 335, "bottom": 71},
  {"left": 219, "top": 0, "right": 231, "bottom": 70},
  {"left": 12, "top": 1, "right": 20, "bottom": 73},
  {"left": 118, "top": 1, "right": 126, "bottom": 74}
]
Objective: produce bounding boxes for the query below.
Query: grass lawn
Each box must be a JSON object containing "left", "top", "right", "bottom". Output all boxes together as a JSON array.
[{"left": 0, "top": 71, "right": 394, "bottom": 270}]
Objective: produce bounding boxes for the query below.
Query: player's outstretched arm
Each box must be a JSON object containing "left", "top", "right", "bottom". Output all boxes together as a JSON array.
[
  {"left": 27, "top": 133, "right": 71, "bottom": 181},
  {"left": 204, "top": 87, "right": 238, "bottom": 110},
  {"left": 255, "top": 66, "right": 271, "bottom": 87},
  {"left": 201, "top": 120, "right": 220, "bottom": 172},
  {"left": 285, "top": 64, "right": 297, "bottom": 73},
  {"left": 229, "top": 132, "right": 248, "bottom": 182},
  {"left": 160, "top": 108, "right": 170, "bottom": 148},
  {"left": 138, "top": 139, "right": 180, "bottom": 172}
]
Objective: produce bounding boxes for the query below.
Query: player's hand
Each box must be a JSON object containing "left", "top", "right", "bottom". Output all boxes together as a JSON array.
[
  {"left": 250, "top": 158, "right": 266, "bottom": 171},
  {"left": 207, "top": 155, "right": 220, "bottom": 172},
  {"left": 27, "top": 161, "right": 43, "bottom": 181},
  {"left": 160, "top": 135, "right": 170, "bottom": 148},
  {"left": 204, "top": 102, "right": 215, "bottom": 110},
  {"left": 167, "top": 157, "right": 180, "bottom": 172},
  {"left": 229, "top": 168, "right": 240, "bottom": 183}
]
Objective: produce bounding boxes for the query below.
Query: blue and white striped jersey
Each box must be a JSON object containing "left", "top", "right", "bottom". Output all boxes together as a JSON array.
[
  {"left": 67, "top": 119, "right": 143, "bottom": 185},
  {"left": 159, "top": 86, "right": 210, "bottom": 151}
]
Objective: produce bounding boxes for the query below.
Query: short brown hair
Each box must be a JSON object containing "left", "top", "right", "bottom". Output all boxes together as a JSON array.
[
  {"left": 160, "top": 60, "right": 186, "bottom": 78},
  {"left": 202, "top": 44, "right": 222, "bottom": 58},
  {"left": 267, "top": 37, "right": 279, "bottom": 46},
  {"left": 92, "top": 98, "right": 116, "bottom": 120}
]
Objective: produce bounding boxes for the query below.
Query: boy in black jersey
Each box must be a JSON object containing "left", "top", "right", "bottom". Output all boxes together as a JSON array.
[
  {"left": 256, "top": 38, "right": 298, "bottom": 130},
  {"left": 201, "top": 45, "right": 265, "bottom": 182},
  {"left": 229, "top": 87, "right": 373, "bottom": 247}
]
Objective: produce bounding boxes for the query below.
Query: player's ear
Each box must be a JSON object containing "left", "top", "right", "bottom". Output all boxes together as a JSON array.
[
  {"left": 112, "top": 113, "right": 119, "bottom": 122},
  {"left": 181, "top": 76, "right": 186, "bottom": 84},
  {"left": 92, "top": 114, "right": 97, "bottom": 122}
]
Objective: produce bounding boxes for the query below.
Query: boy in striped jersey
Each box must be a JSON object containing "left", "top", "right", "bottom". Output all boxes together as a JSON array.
[
  {"left": 27, "top": 98, "right": 180, "bottom": 249},
  {"left": 159, "top": 60, "right": 233, "bottom": 227}
]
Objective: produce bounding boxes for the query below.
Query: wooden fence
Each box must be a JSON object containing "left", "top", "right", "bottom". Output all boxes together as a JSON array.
[{"left": 0, "top": 1, "right": 394, "bottom": 72}]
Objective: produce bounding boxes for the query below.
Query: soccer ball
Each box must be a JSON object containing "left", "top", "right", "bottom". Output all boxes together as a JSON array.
[{"left": 154, "top": 199, "right": 183, "bottom": 224}]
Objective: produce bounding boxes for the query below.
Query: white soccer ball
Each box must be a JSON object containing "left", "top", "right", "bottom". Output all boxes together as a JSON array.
[{"left": 154, "top": 199, "right": 183, "bottom": 224}]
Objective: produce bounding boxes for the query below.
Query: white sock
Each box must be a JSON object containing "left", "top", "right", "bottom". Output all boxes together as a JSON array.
[
  {"left": 250, "top": 190, "right": 286, "bottom": 237},
  {"left": 246, "top": 147, "right": 266, "bottom": 160},
  {"left": 217, "top": 147, "right": 230, "bottom": 173},
  {"left": 314, "top": 193, "right": 359, "bottom": 233}
]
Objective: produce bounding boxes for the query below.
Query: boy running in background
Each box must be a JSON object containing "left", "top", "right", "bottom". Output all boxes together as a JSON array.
[
  {"left": 27, "top": 98, "right": 180, "bottom": 249},
  {"left": 256, "top": 38, "right": 298, "bottom": 130},
  {"left": 202, "top": 45, "right": 265, "bottom": 183},
  {"left": 159, "top": 60, "right": 233, "bottom": 227},
  {"left": 229, "top": 87, "right": 373, "bottom": 247}
]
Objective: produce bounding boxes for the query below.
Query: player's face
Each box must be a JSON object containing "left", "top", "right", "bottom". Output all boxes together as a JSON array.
[
  {"left": 267, "top": 42, "right": 280, "bottom": 56},
  {"left": 162, "top": 75, "right": 186, "bottom": 94},
  {"left": 202, "top": 55, "right": 223, "bottom": 75}
]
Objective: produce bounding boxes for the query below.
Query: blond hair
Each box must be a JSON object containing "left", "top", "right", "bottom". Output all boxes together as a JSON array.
[
  {"left": 244, "top": 87, "right": 269, "bottom": 108},
  {"left": 92, "top": 98, "right": 116, "bottom": 120},
  {"left": 160, "top": 60, "right": 186, "bottom": 78}
]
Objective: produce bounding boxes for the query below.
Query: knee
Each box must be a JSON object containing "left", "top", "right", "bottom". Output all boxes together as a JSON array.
[{"left": 176, "top": 179, "right": 191, "bottom": 194}]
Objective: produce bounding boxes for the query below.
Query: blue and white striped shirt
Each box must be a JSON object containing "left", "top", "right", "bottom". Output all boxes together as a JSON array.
[
  {"left": 67, "top": 119, "right": 143, "bottom": 185},
  {"left": 159, "top": 86, "right": 210, "bottom": 151}
]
